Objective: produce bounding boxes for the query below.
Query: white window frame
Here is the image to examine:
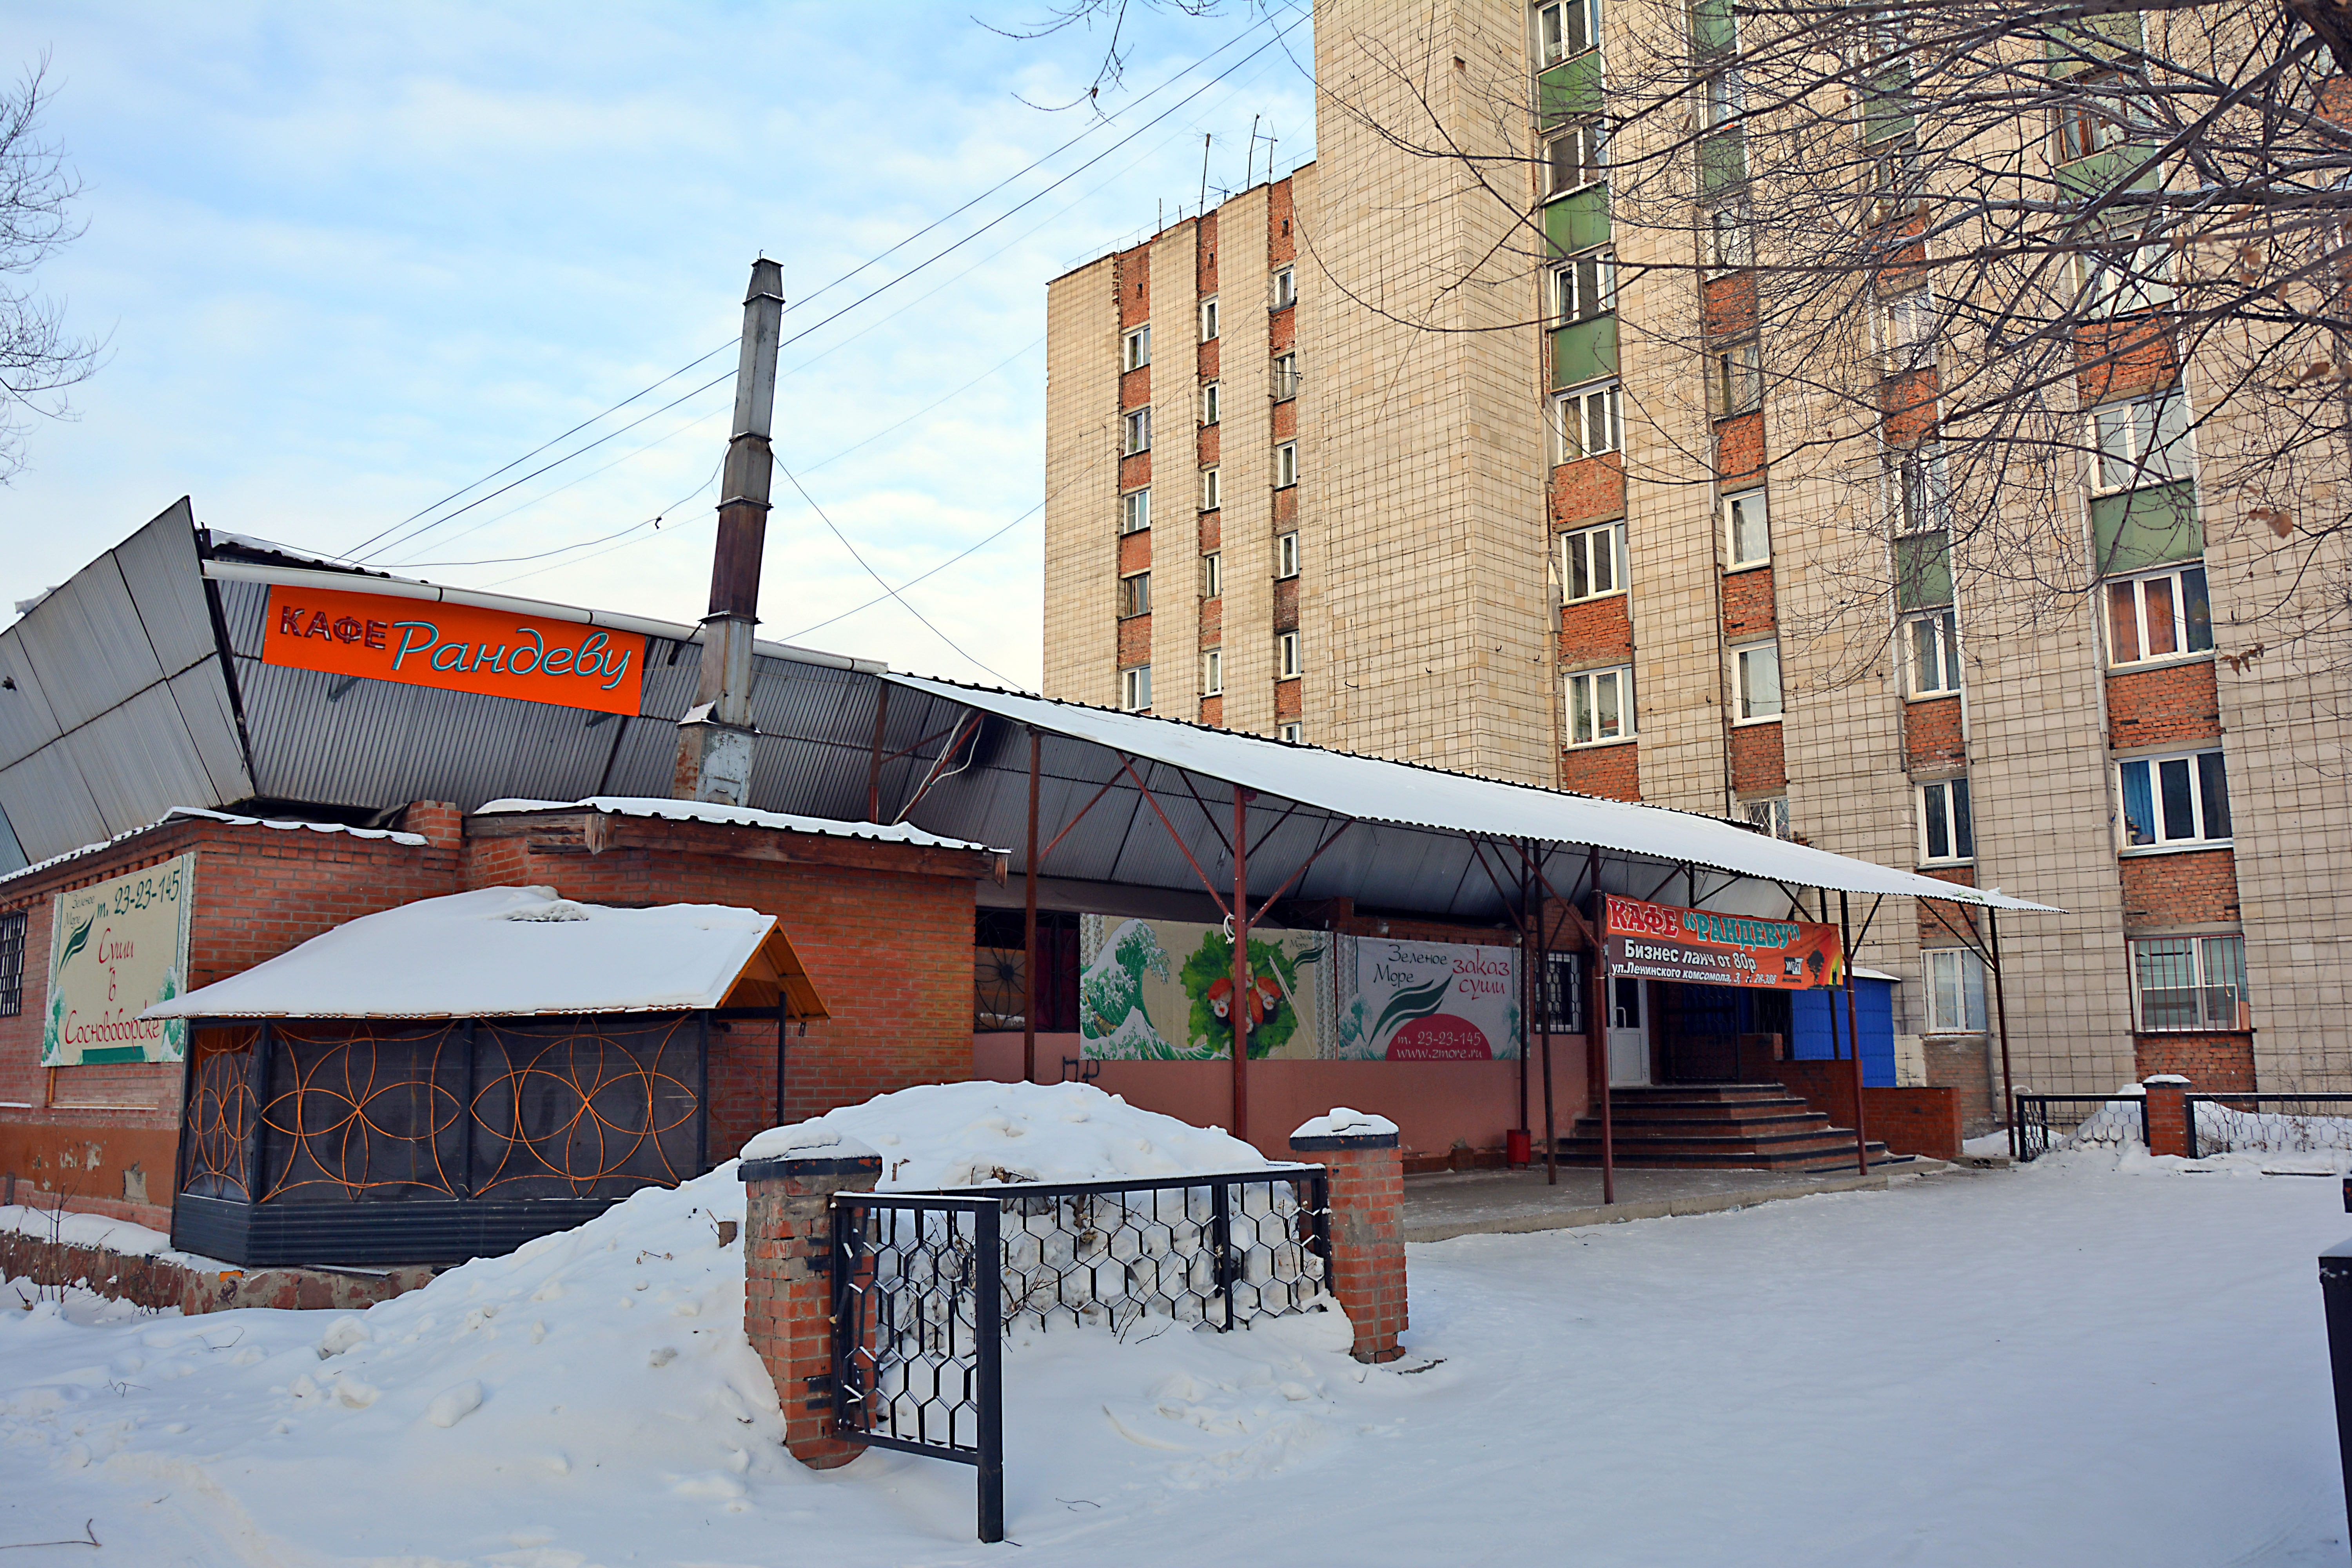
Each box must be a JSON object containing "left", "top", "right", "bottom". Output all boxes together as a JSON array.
[
  {"left": 1554, "top": 249, "right": 1616, "bottom": 323},
  {"left": 1275, "top": 440, "right": 1298, "bottom": 488},
  {"left": 1120, "top": 487, "right": 1151, "bottom": 535},
  {"left": 2078, "top": 234, "right": 2177, "bottom": 316},
  {"left": 1201, "top": 647, "right": 1223, "bottom": 695},
  {"left": 1724, "top": 486, "right": 1769, "bottom": 568},
  {"left": 1272, "top": 266, "right": 1296, "bottom": 309},
  {"left": 1700, "top": 67, "right": 1744, "bottom": 130},
  {"left": 1199, "top": 296, "right": 1219, "bottom": 341},
  {"left": 1536, "top": 0, "right": 1599, "bottom": 66},
  {"left": 1120, "top": 664, "right": 1152, "bottom": 712},
  {"left": 1278, "top": 720, "right": 1304, "bottom": 744},
  {"left": 1560, "top": 520, "right": 1623, "bottom": 603},
  {"left": 2089, "top": 390, "right": 2192, "bottom": 493},
  {"left": 1122, "top": 405, "right": 1152, "bottom": 455},
  {"left": 1916, "top": 776, "right": 1974, "bottom": 864},
  {"left": 1891, "top": 443, "right": 1950, "bottom": 534},
  {"left": 1277, "top": 530, "right": 1300, "bottom": 579},
  {"left": 1923, "top": 949, "right": 1988, "bottom": 1033},
  {"left": 1272, "top": 351, "right": 1299, "bottom": 401},
  {"left": 1566, "top": 664, "right": 1635, "bottom": 746},
  {"left": 1118, "top": 571, "right": 1151, "bottom": 619},
  {"left": 1869, "top": 135, "right": 1921, "bottom": 224},
  {"left": 1201, "top": 381, "right": 1221, "bottom": 425},
  {"left": 1712, "top": 337, "right": 1762, "bottom": 416},
  {"left": 1878, "top": 288, "right": 1934, "bottom": 374},
  {"left": 1201, "top": 466, "right": 1221, "bottom": 512},
  {"left": 1706, "top": 204, "right": 1754, "bottom": 272},
  {"left": 1544, "top": 119, "right": 1607, "bottom": 198},
  {"left": 2128, "top": 933, "right": 2249, "bottom": 1033},
  {"left": 1553, "top": 381, "right": 1623, "bottom": 462},
  {"left": 1122, "top": 324, "right": 1151, "bottom": 372},
  {"left": 2116, "top": 748, "right": 2231, "bottom": 851},
  {"left": 1277, "top": 630, "right": 1303, "bottom": 679},
  {"left": 1904, "top": 608, "right": 1962, "bottom": 697},
  {"left": 2056, "top": 73, "right": 2132, "bottom": 164},
  {"left": 1740, "top": 795, "right": 1792, "bottom": 839},
  {"left": 1201, "top": 550, "right": 1222, "bottom": 599},
  {"left": 2105, "top": 563, "right": 2212, "bottom": 667},
  {"left": 1733, "top": 639, "right": 1782, "bottom": 722}
]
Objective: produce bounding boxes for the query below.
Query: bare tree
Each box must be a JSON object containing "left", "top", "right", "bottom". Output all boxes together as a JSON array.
[{"left": 0, "top": 54, "right": 97, "bottom": 485}]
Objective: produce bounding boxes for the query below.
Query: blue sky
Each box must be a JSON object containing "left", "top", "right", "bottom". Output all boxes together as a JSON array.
[{"left": 0, "top": 3, "right": 1314, "bottom": 688}]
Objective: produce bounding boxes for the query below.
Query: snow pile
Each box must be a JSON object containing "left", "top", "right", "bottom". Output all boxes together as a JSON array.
[
  {"left": 1292, "top": 1108, "right": 1399, "bottom": 1140},
  {"left": 475, "top": 794, "right": 998, "bottom": 852},
  {"left": 2062, "top": 1084, "right": 2149, "bottom": 1152},
  {"left": 744, "top": 1080, "right": 1276, "bottom": 1190},
  {"left": 2191, "top": 1100, "right": 2352, "bottom": 1166}
]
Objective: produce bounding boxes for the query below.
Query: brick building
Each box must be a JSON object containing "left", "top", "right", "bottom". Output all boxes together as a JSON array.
[{"left": 1039, "top": 0, "right": 2345, "bottom": 1107}]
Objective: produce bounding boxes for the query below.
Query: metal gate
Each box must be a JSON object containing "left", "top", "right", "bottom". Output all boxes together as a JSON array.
[{"left": 831, "top": 1192, "right": 1004, "bottom": 1543}]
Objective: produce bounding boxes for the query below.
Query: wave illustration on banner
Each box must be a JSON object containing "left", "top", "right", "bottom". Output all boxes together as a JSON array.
[{"left": 1079, "top": 917, "right": 1324, "bottom": 1061}]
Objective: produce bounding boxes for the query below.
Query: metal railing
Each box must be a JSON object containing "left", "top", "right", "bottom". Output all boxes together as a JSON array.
[
  {"left": 2015, "top": 1094, "right": 2150, "bottom": 1161},
  {"left": 2187, "top": 1094, "right": 2352, "bottom": 1160}
]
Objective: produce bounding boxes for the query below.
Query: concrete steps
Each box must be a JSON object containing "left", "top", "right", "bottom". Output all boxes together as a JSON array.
[{"left": 1554, "top": 1083, "right": 1904, "bottom": 1172}]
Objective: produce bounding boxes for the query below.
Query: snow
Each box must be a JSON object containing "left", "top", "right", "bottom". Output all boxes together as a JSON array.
[
  {"left": 0, "top": 807, "right": 425, "bottom": 889},
  {"left": 474, "top": 795, "right": 1000, "bottom": 853},
  {"left": 4, "top": 1152, "right": 2348, "bottom": 1563},
  {"left": 749, "top": 1080, "right": 1276, "bottom": 1190},
  {"left": 739, "top": 1123, "right": 878, "bottom": 1162},
  {"left": 1291, "top": 1108, "right": 1399, "bottom": 1140},
  {"left": 144, "top": 886, "right": 779, "bottom": 1019}
]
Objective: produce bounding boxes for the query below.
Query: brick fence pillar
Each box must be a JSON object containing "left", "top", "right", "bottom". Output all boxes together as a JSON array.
[
  {"left": 2143, "top": 1074, "right": 2192, "bottom": 1157},
  {"left": 1290, "top": 1109, "right": 1406, "bottom": 1363},
  {"left": 740, "top": 1134, "right": 880, "bottom": 1468}
]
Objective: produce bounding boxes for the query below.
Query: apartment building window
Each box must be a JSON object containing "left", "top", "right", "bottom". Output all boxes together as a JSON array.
[
  {"left": 1121, "top": 487, "right": 1151, "bottom": 534},
  {"left": 1700, "top": 67, "right": 1744, "bottom": 130},
  {"left": 1733, "top": 640, "right": 1782, "bottom": 721},
  {"left": 2130, "top": 933, "right": 2249, "bottom": 1032},
  {"left": 1272, "top": 267, "right": 1296, "bottom": 310},
  {"left": 1706, "top": 204, "right": 1754, "bottom": 271},
  {"left": 2118, "top": 749, "right": 2231, "bottom": 849},
  {"left": 1275, "top": 440, "right": 1298, "bottom": 488},
  {"left": 1278, "top": 630, "right": 1302, "bottom": 679},
  {"left": 1553, "top": 381, "right": 1622, "bottom": 462},
  {"left": 1868, "top": 135, "right": 1921, "bottom": 223},
  {"left": 0, "top": 908, "right": 24, "bottom": 1017},
  {"left": 1554, "top": 249, "right": 1616, "bottom": 322},
  {"left": 1121, "top": 664, "right": 1152, "bottom": 711},
  {"left": 1916, "top": 776, "right": 1974, "bottom": 864},
  {"left": 1278, "top": 721, "right": 1304, "bottom": 744},
  {"left": 1906, "top": 608, "right": 1961, "bottom": 697},
  {"left": 2091, "top": 390, "right": 2192, "bottom": 492},
  {"left": 1893, "top": 449, "right": 1954, "bottom": 613},
  {"left": 2056, "top": 72, "right": 2131, "bottom": 163},
  {"left": 1537, "top": 0, "right": 1599, "bottom": 65},
  {"left": 1539, "top": 950, "right": 1586, "bottom": 1032},
  {"left": 1201, "top": 648, "right": 1223, "bottom": 695},
  {"left": 1277, "top": 531, "right": 1301, "bottom": 579},
  {"left": 1201, "top": 381, "right": 1221, "bottom": 425},
  {"left": 1560, "top": 520, "right": 1622, "bottom": 602},
  {"left": 1200, "top": 297, "right": 1219, "bottom": 340},
  {"left": 1878, "top": 289, "right": 1933, "bottom": 374},
  {"left": 2107, "top": 564, "right": 2212, "bottom": 666},
  {"left": 1724, "top": 487, "right": 1768, "bottom": 568},
  {"left": 1545, "top": 119, "right": 1607, "bottom": 197},
  {"left": 1201, "top": 550, "right": 1222, "bottom": 598},
  {"left": 1893, "top": 444, "right": 1951, "bottom": 534},
  {"left": 1741, "top": 796, "right": 1792, "bottom": 839},
  {"left": 1119, "top": 572, "right": 1151, "bottom": 618},
  {"left": 1123, "top": 406, "right": 1152, "bottom": 455},
  {"left": 1201, "top": 466, "right": 1221, "bottom": 512},
  {"left": 1122, "top": 324, "right": 1152, "bottom": 372},
  {"left": 2077, "top": 229, "right": 2177, "bottom": 316},
  {"left": 1566, "top": 665, "right": 1634, "bottom": 745},
  {"left": 1711, "top": 337, "right": 1762, "bottom": 416},
  {"left": 1924, "top": 949, "right": 1988, "bottom": 1033},
  {"left": 1272, "top": 352, "right": 1300, "bottom": 401}
]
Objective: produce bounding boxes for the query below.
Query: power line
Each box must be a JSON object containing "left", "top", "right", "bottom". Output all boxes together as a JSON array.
[{"left": 786, "top": 497, "right": 1046, "bottom": 642}]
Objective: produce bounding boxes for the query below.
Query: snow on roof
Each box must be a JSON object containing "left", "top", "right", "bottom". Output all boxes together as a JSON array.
[
  {"left": 0, "top": 806, "right": 427, "bottom": 888},
  {"left": 145, "top": 886, "right": 795, "bottom": 1020},
  {"left": 474, "top": 795, "right": 1000, "bottom": 854}
]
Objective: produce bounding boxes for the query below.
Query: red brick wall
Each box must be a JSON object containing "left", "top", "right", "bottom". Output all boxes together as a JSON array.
[
  {"left": 1118, "top": 614, "right": 1151, "bottom": 666},
  {"left": 1117, "top": 246, "right": 1149, "bottom": 330},
  {"left": 1197, "top": 421, "right": 1220, "bottom": 466},
  {"left": 1275, "top": 678, "right": 1303, "bottom": 721},
  {"left": 1273, "top": 575, "right": 1299, "bottom": 630},
  {"left": 1561, "top": 743, "right": 1639, "bottom": 800},
  {"left": 1730, "top": 722, "right": 1786, "bottom": 794},
  {"left": 2133, "top": 1033, "right": 2255, "bottom": 1091},
  {"left": 1200, "top": 596, "right": 1223, "bottom": 648},
  {"left": 1274, "top": 485, "right": 1298, "bottom": 524},
  {"left": 1881, "top": 368, "right": 1939, "bottom": 446},
  {"left": 2117, "top": 847, "right": 2240, "bottom": 928},
  {"left": 1560, "top": 593, "right": 1633, "bottom": 664},
  {"left": 1905, "top": 694, "right": 1964, "bottom": 771},
  {"left": 1923, "top": 1035, "right": 1997, "bottom": 1136},
  {"left": 1118, "top": 530, "right": 1151, "bottom": 574},
  {"left": 1765, "top": 1060, "right": 1961, "bottom": 1159},
  {"left": 1552, "top": 453, "right": 1626, "bottom": 525},
  {"left": 1722, "top": 565, "right": 1775, "bottom": 639},
  {"left": 2108, "top": 659, "right": 2220, "bottom": 750},
  {"left": 1272, "top": 398, "right": 1297, "bottom": 440},
  {"left": 1197, "top": 210, "right": 1219, "bottom": 293},
  {"left": 1200, "top": 694, "right": 1225, "bottom": 726},
  {"left": 1715, "top": 412, "right": 1764, "bottom": 483},
  {"left": 1270, "top": 305, "right": 1297, "bottom": 356},
  {"left": 1119, "top": 449, "right": 1150, "bottom": 491},
  {"left": 1268, "top": 176, "right": 1296, "bottom": 266},
  {"left": 1701, "top": 271, "right": 1756, "bottom": 341},
  {"left": 2075, "top": 317, "right": 2178, "bottom": 405},
  {"left": 1198, "top": 512, "right": 1220, "bottom": 552}
]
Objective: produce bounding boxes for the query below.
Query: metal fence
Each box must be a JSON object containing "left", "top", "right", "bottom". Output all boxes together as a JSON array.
[
  {"left": 2187, "top": 1094, "right": 2352, "bottom": 1160},
  {"left": 831, "top": 1193, "right": 1004, "bottom": 1543},
  {"left": 2015, "top": 1094, "right": 2151, "bottom": 1161}
]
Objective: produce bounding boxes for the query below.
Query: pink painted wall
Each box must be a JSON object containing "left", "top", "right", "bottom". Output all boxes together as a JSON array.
[{"left": 972, "top": 1034, "right": 1591, "bottom": 1163}]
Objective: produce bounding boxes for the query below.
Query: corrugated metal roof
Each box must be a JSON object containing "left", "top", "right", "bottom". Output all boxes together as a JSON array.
[
  {"left": 474, "top": 795, "right": 999, "bottom": 853},
  {"left": 0, "top": 805, "right": 429, "bottom": 889}
]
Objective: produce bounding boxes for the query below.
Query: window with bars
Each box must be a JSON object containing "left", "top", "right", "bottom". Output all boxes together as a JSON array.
[
  {"left": 1567, "top": 665, "right": 1634, "bottom": 744},
  {"left": 0, "top": 909, "right": 24, "bottom": 1018},
  {"left": 2107, "top": 564, "right": 2212, "bottom": 665},
  {"left": 1924, "top": 949, "right": 1988, "bottom": 1033},
  {"left": 2118, "top": 749, "right": 2230, "bottom": 849},
  {"left": 2129, "top": 934, "right": 2249, "bottom": 1032},
  {"left": 1906, "top": 608, "right": 1961, "bottom": 697},
  {"left": 1560, "top": 520, "right": 1622, "bottom": 603},
  {"left": 1917, "top": 777, "right": 1974, "bottom": 863},
  {"left": 1724, "top": 487, "right": 1768, "bottom": 568},
  {"left": 1741, "top": 796, "right": 1792, "bottom": 839},
  {"left": 1554, "top": 381, "right": 1622, "bottom": 461},
  {"left": 1539, "top": 949, "right": 1586, "bottom": 1031}
]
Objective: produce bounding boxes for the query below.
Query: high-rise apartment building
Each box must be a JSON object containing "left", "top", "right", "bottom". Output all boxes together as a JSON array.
[{"left": 1041, "top": 1, "right": 2352, "bottom": 1111}]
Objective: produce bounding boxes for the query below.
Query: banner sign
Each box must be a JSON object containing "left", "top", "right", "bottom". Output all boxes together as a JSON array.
[
  {"left": 1335, "top": 936, "right": 1521, "bottom": 1061},
  {"left": 262, "top": 584, "right": 646, "bottom": 716},
  {"left": 1602, "top": 895, "right": 1843, "bottom": 991},
  {"left": 1079, "top": 916, "right": 1326, "bottom": 1061},
  {"left": 43, "top": 854, "right": 196, "bottom": 1067}
]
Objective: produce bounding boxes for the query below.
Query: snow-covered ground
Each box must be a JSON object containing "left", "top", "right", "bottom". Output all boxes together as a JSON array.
[{"left": 2, "top": 1131, "right": 2347, "bottom": 1564}]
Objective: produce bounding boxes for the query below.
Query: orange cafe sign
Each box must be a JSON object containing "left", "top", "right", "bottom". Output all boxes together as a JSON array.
[
  {"left": 1601, "top": 894, "right": 1845, "bottom": 991},
  {"left": 262, "top": 584, "right": 646, "bottom": 716}
]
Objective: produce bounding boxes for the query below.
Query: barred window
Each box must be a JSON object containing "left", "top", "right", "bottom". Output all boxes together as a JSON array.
[
  {"left": 2130, "top": 934, "right": 2248, "bottom": 1033},
  {"left": 0, "top": 909, "right": 25, "bottom": 1017}
]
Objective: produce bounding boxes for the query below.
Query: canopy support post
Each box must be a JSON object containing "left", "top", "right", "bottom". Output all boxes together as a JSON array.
[
  {"left": 865, "top": 683, "right": 889, "bottom": 822},
  {"left": 1990, "top": 905, "right": 2017, "bottom": 1161},
  {"left": 1024, "top": 727, "right": 1041, "bottom": 1087},
  {"left": 1517, "top": 844, "right": 1533, "bottom": 1147},
  {"left": 1589, "top": 844, "right": 1608, "bottom": 1202},
  {"left": 1231, "top": 787, "right": 1252, "bottom": 1147},
  {"left": 1842, "top": 891, "right": 1868, "bottom": 1176}
]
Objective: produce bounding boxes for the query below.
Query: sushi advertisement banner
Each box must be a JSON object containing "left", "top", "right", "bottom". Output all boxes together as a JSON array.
[
  {"left": 1334, "top": 936, "right": 1521, "bottom": 1061},
  {"left": 1601, "top": 895, "right": 1844, "bottom": 991},
  {"left": 42, "top": 854, "right": 196, "bottom": 1067},
  {"left": 1079, "top": 916, "right": 1326, "bottom": 1061}
]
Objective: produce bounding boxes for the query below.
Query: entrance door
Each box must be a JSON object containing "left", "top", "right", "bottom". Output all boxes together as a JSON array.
[{"left": 1607, "top": 976, "right": 1649, "bottom": 1086}]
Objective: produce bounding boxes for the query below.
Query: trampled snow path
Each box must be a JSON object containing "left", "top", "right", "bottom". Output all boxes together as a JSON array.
[{"left": 2, "top": 1154, "right": 2346, "bottom": 1566}]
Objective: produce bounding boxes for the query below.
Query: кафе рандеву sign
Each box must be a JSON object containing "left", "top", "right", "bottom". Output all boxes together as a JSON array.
[
  {"left": 1601, "top": 893, "right": 1845, "bottom": 990},
  {"left": 261, "top": 584, "right": 647, "bottom": 716}
]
